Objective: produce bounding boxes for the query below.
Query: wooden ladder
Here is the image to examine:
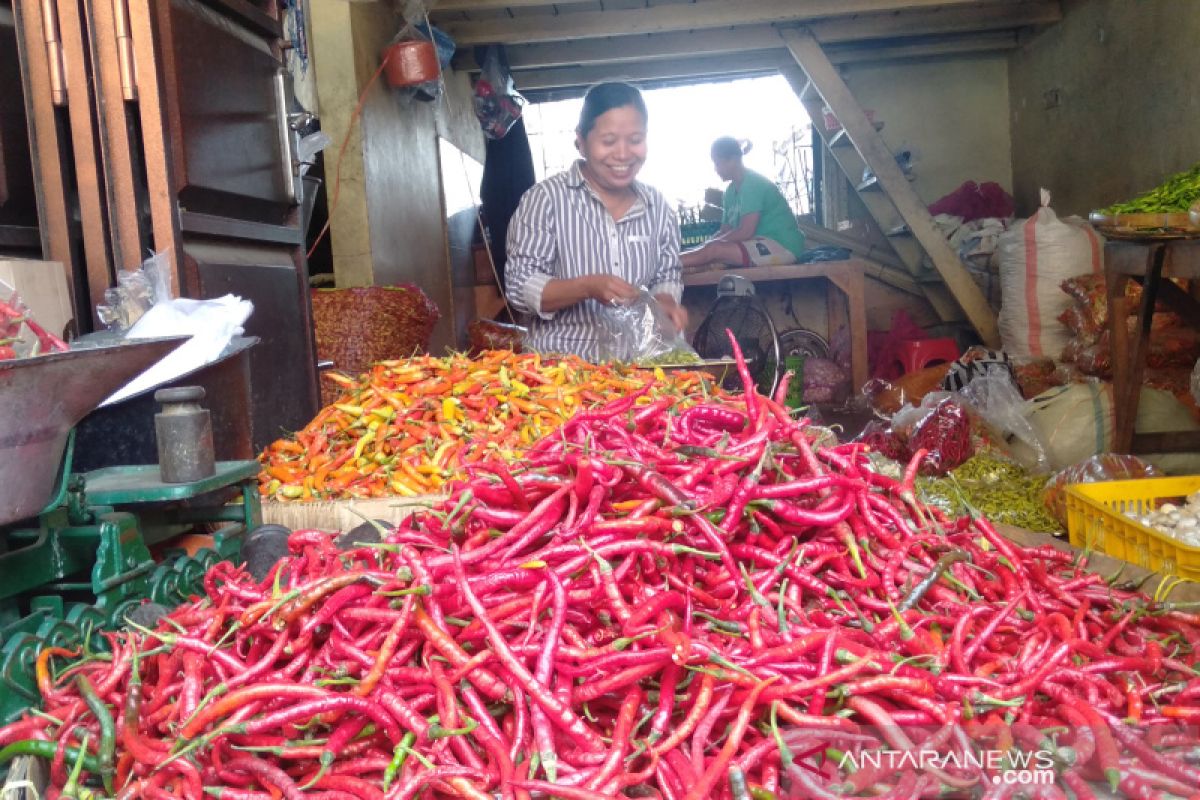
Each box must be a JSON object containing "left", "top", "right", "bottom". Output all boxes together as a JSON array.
[{"left": 780, "top": 28, "right": 1000, "bottom": 347}]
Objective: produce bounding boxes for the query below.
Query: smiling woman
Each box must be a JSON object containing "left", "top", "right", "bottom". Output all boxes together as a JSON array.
[{"left": 505, "top": 82, "right": 688, "bottom": 361}]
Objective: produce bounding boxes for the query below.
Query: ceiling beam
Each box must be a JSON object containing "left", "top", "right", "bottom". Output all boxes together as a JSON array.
[
  {"left": 512, "top": 30, "right": 1020, "bottom": 91},
  {"left": 515, "top": 51, "right": 789, "bottom": 91},
  {"left": 438, "top": 0, "right": 1025, "bottom": 46},
  {"left": 433, "top": 0, "right": 593, "bottom": 10},
  {"left": 451, "top": 3, "right": 1061, "bottom": 70}
]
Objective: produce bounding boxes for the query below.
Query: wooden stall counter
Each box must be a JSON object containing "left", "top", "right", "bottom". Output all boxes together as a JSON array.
[{"left": 683, "top": 259, "right": 869, "bottom": 393}]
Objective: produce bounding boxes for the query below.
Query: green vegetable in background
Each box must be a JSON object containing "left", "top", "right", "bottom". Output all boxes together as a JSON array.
[
  {"left": 1100, "top": 162, "right": 1200, "bottom": 215},
  {"left": 639, "top": 349, "right": 703, "bottom": 366}
]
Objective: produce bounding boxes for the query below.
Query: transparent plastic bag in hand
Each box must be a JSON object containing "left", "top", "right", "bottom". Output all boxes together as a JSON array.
[{"left": 597, "top": 290, "right": 696, "bottom": 365}]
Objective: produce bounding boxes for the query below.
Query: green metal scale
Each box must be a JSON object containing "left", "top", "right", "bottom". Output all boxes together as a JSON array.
[{"left": 0, "top": 338, "right": 261, "bottom": 721}]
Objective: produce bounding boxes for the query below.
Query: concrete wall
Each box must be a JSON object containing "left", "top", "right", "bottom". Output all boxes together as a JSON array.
[
  {"left": 842, "top": 55, "right": 1014, "bottom": 205},
  {"left": 311, "top": 2, "right": 485, "bottom": 351},
  {"left": 1009, "top": 0, "right": 1200, "bottom": 217}
]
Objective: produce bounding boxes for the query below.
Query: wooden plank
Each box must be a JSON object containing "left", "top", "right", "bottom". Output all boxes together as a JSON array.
[
  {"left": 441, "top": 0, "right": 1006, "bottom": 46},
  {"left": 514, "top": 50, "right": 788, "bottom": 91},
  {"left": 126, "top": 0, "right": 185, "bottom": 293},
  {"left": 83, "top": 0, "right": 147, "bottom": 273},
  {"left": 451, "top": 3, "right": 1060, "bottom": 68},
  {"left": 434, "top": 0, "right": 660, "bottom": 9},
  {"left": 826, "top": 267, "right": 869, "bottom": 392},
  {"left": 782, "top": 28, "right": 999, "bottom": 346},
  {"left": 55, "top": 0, "right": 115, "bottom": 316},
  {"left": 513, "top": 32, "right": 1021, "bottom": 92},
  {"left": 11, "top": 0, "right": 79, "bottom": 318}
]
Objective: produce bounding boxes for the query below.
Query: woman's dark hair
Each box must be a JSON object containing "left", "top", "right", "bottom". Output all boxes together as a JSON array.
[
  {"left": 577, "top": 82, "right": 648, "bottom": 137},
  {"left": 711, "top": 137, "right": 745, "bottom": 161}
]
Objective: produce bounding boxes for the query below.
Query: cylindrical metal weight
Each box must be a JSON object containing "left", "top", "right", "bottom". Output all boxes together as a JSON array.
[{"left": 155, "top": 386, "right": 216, "bottom": 483}]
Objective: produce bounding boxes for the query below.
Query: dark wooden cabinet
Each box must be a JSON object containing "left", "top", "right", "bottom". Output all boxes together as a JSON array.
[
  {"left": 0, "top": 7, "right": 40, "bottom": 257},
  {"left": 10, "top": 0, "right": 319, "bottom": 440}
]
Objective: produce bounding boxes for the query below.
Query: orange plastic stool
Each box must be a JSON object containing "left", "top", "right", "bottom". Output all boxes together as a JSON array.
[{"left": 896, "top": 338, "right": 960, "bottom": 375}]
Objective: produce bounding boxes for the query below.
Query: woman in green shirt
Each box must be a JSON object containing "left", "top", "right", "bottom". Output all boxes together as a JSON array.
[{"left": 681, "top": 137, "right": 806, "bottom": 269}]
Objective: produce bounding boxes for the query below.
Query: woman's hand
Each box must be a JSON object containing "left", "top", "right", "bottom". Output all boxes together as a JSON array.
[
  {"left": 654, "top": 294, "right": 688, "bottom": 333},
  {"left": 586, "top": 275, "right": 640, "bottom": 307}
]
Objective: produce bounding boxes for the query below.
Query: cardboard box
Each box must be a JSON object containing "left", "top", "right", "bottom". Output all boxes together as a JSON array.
[{"left": 0, "top": 258, "right": 73, "bottom": 339}]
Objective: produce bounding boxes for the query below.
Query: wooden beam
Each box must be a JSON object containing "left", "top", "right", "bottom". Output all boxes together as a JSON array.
[
  {"left": 781, "top": 28, "right": 998, "bottom": 346},
  {"left": 452, "top": 3, "right": 1060, "bottom": 69},
  {"left": 434, "top": 0, "right": 592, "bottom": 10},
  {"left": 514, "top": 31, "right": 1018, "bottom": 91},
  {"left": 514, "top": 50, "right": 788, "bottom": 91},
  {"left": 440, "top": 0, "right": 1018, "bottom": 46}
]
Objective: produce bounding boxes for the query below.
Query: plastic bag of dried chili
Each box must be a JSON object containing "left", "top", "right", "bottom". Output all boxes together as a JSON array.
[
  {"left": 311, "top": 286, "right": 439, "bottom": 405},
  {"left": 466, "top": 319, "right": 526, "bottom": 355},
  {"left": 901, "top": 396, "right": 975, "bottom": 476}
]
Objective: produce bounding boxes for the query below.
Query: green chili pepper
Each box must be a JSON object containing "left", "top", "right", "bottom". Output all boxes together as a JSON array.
[{"left": 77, "top": 674, "right": 115, "bottom": 793}]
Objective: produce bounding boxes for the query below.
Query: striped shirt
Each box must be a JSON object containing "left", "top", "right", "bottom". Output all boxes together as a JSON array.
[{"left": 505, "top": 161, "right": 683, "bottom": 361}]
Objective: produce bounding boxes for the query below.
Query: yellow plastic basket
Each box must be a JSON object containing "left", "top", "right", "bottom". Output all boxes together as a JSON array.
[{"left": 1065, "top": 476, "right": 1200, "bottom": 580}]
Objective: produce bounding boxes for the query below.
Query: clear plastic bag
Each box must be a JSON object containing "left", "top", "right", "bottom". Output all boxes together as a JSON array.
[
  {"left": 1042, "top": 454, "right": 1163, "bottom": 526},
  {"left": 955, "top": 364, "right": 1051, "bottom": 474},
  {"left": 96, "top": 251, "right": 174, "bottom": 332},
  {"left": 597, "top": 290, "right": 697, "bottom": 365},
  {"left": 891, "top": 395, "right": 975, "bottom": 476}
]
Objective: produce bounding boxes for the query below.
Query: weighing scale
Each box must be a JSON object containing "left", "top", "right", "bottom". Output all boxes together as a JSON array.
[{"left": 0, "top": 338, "right": 262, "bottom": 721}]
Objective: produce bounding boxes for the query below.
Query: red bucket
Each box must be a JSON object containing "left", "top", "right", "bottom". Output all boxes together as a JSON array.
[{"left": 382, "top": 40, "right": 439, "bottom": 88}]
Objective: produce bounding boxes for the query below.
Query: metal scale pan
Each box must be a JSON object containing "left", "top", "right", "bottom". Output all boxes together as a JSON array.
[{"left": 0, "top": 337, "right": 185, "bottom": 526}]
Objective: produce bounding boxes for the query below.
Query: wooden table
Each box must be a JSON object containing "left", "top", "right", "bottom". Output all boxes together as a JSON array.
[
  {"left": 683, "top": 259, "right": 869, "bottom": 393},
  {"left": 1106, "top": 236, "right": 1200, "bottom": 454}
]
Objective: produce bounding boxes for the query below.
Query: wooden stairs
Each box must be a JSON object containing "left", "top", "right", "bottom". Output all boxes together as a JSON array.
[{"left": 779, "top": 28, "right": 1000, "bottom": 347}]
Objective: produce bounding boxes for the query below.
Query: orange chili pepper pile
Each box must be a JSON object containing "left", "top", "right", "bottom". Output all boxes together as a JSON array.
[{"left": 259, "top": 350, "right": 721, "bottom": 501}]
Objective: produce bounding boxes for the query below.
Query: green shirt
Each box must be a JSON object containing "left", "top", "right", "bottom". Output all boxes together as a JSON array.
[{"left": 722, "top": 169, "right": 806, "bottom": 260}]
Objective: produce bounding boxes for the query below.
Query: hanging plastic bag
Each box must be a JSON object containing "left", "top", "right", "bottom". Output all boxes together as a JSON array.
[
  {"left": 597, "top": 290, "right": 697, "bottom": 365},
  {"left": 473, "top": 45, "right": 526, "bottom": 140}
]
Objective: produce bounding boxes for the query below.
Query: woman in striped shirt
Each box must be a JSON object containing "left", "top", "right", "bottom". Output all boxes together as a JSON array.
[{"left": 505, "top": 82, "right": 687, "bottom": 361}]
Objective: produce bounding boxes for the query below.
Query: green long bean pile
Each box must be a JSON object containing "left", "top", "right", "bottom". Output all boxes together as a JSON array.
[{"left": 1100, "top": 162, "right": 1200, "bottom": 215}]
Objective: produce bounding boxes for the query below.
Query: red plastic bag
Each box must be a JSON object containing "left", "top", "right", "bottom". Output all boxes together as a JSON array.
[
  {"left": 906, "top": 398, "right": 975, "bottom": 476},
  {"left": 859, "top": 396, "right": 974, "bottom": 476}
]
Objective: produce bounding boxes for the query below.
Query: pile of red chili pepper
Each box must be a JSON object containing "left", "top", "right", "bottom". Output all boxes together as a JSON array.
[
  {"left": 0, "top": 294, "right": 68, "bottom": 360},
  {"left": 259, "top": 351, "right": 719, "bottom": 501},
  {"left": 6, "top": 339, "right": 1200, "bottom": 799}
]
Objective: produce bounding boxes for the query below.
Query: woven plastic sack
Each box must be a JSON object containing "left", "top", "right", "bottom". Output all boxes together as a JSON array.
[
  {"left": 997, "top": 189, "right": 1103, "bottom": 359},
  {"left": 311, "top": 286, "right": 439, "bottom": 405},
  {"left": 1011, "top": 383, "right": 1200, "bottom": 474}
]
